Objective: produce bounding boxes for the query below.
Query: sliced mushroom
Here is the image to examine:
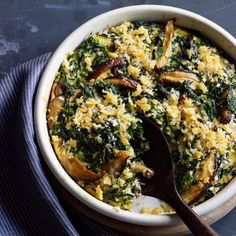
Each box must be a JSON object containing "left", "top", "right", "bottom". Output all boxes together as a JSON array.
[
  {"left": 218, "top": 107, "right": 232, "bottom": 124},
  {"left": 50, "top": 83, "right": 57, "bottom": 101},
  {"left": 101, "top": 150, "right": 130, "bottom": 173},
  {"left": 54, "top": 83, "right": 67, "bottom": 96},
  {"left": 53, "top": 139, "right": 101, "bottom": 181},
  {"left": 88, "top": 58, "right": 125, "bottom": 81},
  {"left": 160, "top": 71, "right": 200, "bottom": 89},
  {"left": 156, "top": 20, "right": 174, "bottom": 69},
  {"left": 62, "top": 157, "right": 101, "bottom": 181},
  {"left": 104, "top": 76, "right": 137, "bottom": 89},
  {"left": 132, "top": 162, "right": 155, "bottom": 179},
  {"left": 47, "top": 96, "right": 65, "bottom": 129},
  {"left": 50, "top": 83, "right": 67, "bottom": 101},
  {"left": 182, "top": 154, "right": 217, "bottom": 205}
]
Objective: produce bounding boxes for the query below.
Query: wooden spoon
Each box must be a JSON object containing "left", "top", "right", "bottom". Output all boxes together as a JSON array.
[{"left": 141, "top": 118, "right": 218, "bottom": 236}]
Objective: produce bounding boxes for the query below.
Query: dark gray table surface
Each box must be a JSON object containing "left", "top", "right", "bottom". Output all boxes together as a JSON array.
[{"left": 1, "top": 0, "right": 235, "bottom": 235}]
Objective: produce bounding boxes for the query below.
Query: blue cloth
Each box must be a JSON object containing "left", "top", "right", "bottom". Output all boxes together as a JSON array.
[{"left": 0, "top": 54, "right": 118, "bottom": 236}]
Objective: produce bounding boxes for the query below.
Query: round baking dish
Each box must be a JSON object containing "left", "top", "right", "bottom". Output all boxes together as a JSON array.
[{"left": 34, "top": 5, "right": 236, "bottom": 226}]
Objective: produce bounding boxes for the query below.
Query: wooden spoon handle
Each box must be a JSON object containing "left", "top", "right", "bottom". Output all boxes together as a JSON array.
[{"left": 167, "top": 192, "right": 219, "bottom": 236}]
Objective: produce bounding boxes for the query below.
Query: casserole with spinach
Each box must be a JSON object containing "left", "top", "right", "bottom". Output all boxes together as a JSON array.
[{"left": 47, "top": 20, "right": 236, "bottom": 211}]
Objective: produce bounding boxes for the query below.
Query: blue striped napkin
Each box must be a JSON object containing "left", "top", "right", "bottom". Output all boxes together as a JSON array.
[{"left": 0, "top": 54, "right": 118, "bottom": 236}]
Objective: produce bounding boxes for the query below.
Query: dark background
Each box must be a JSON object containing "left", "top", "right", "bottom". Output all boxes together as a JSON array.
[{"left": 1, "top": 0, "right": 236, "bottom": 235}]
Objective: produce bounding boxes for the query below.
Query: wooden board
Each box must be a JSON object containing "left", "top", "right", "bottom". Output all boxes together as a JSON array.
[{"left": 47, "top": 167, "right": 236, "bottom": 235}]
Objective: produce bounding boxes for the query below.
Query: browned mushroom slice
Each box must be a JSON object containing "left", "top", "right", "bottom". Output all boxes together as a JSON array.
[
  {"left": 50, "top": 83, "right": 57, "bottom": 101},
  {"left": 132, "top": 162, "right": 155, "bottom": 179},
  {"left": 182, "top": 154, "right": 217, "bottom": 205},
  {"left": 47, "top": 96, "right": 65, "bottom": 129},
  {"left": 156, "top": 20, "right": 174, "bottom": 69},
  {"left": 104, "top": 76, "right": 137, "bottom": 89},
  {"left": 53, "top": 139, "right": 101, "bottom": 181},
  {"left": 218, "top": 107, "right": 232, "bottom": 124},
  {"left": 101, "top": 150, "right": 130, "bottom": 173},
  {"left": 88, "top": 58, "right": 125, "bottom": 80},
  {"left": 54, "top": 83, "right": 67, "bottom": 96},
  {"left": 62, "top": 156, "right": 101, "bottom": 181},
  {"left": 160, "top": 71, "right": 200, "bottom": 89}
]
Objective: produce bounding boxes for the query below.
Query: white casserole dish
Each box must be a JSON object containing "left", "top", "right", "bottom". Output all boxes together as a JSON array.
[{"left": 34, "top": 5, "right": 236, "bottom": 226}]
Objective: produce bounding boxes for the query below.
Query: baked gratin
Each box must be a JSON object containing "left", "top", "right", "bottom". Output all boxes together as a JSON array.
[{"left": 47, "top": 21, "right": 236, "bottom": 211}]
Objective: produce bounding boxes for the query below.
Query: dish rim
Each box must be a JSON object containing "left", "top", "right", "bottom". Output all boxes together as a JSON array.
[{"left": 34, "top": 4, "right": 236, "bottom": 226}]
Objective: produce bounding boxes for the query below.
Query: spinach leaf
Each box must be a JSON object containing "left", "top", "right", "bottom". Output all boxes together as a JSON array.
[
  {"left": 177, "top": 171, "right": 198, "bottom": 193},
  {"left": 154, "top": 84, "right": 171, "bottom": 101},
  {"left": 175, "top": 157, "right": 199, "bottom": 193},
  {"left": 170, "top": 55, "right": 192, "bottom": 72},
  {"left": 128, "top": 122, "right": 149, "bottom": 157},
  {"left": 103, "top": 177, "right": 137, "bottom": 205},
  {"left": 180, "top": 81, "right": 200, "bottom": 102},
  {"left": 81, "top": 83, "right": 96, "bottom": 99},
  {"left": 201, "top": 98, "right": 217, "bottom": 121},
  {"left": 173, "top": 36, "right": 189, "bottom": 59},
  {"left": 180, "top": 81, "right": 217, "bottom": 120},
  {"left": 92, "top": 53, "right": 108, "bottom": 69}
]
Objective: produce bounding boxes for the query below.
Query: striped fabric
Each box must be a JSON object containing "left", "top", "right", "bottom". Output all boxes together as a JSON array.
[{"left": 0, "top": 54, "right": 118, "bottom": 236}]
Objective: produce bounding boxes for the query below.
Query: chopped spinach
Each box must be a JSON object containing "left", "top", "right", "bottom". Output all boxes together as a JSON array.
[
  {"left": 128, "top": 122, "right": 149, "bottom": 157},
  {"left": 180, "top": 81, "right": 217, "bottom": 120},
  {"left": 176, "top": 171, "right": 198, "bottom": 193},
  {"left": 92, "top": 53, "right": 108, "bottom": 69},
  {"left": 81, "top": 82, "right": 96, "bottom": 99}
]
